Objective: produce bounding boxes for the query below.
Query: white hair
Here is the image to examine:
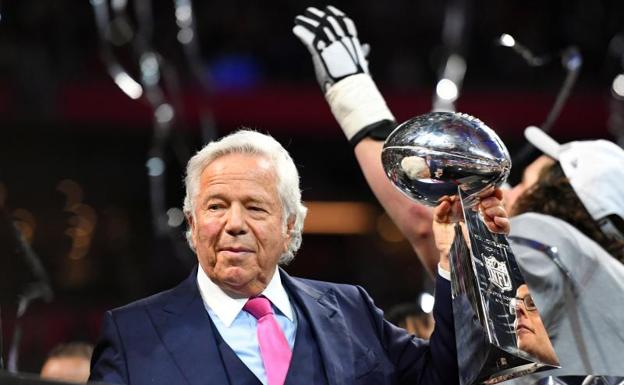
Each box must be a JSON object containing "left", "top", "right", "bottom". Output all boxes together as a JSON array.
[{"left": 183, "top": 129, "right": 307, "bottom": 264}]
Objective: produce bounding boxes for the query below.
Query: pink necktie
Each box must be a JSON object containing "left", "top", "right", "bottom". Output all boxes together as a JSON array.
[{"left": 244, "top": 296, "right": 292, "bottom": 385}]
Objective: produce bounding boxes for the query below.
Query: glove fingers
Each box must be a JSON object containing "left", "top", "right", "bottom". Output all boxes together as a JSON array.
[
  {"left": 304, "top": 7, "right": 325, "bottom": 22},
  {"left": 323, "top": 26, "right": 337, "bottom": 42},
  {"left": 295, "top": 15, "right": 336, "bottom": 51},
  {"left": 342, "top": 16, "right": 358, "bottom": 37},
  {"left": 292, "top": 24, "right": 316, "bottom": 48},
  {"left": 294, "top": 14, "right": 320, "bottom": 29},
  {"left": 361, "top": 43, "right": 371, "bottom": 58},
  {"left": 326, "top": 15, "right": 346, "bottom": 38},
  {"left": 325, "top": 5, "right": 345, "bottom": 16},
  {"left": 325, "top": 6, "right": 355, "bottom": 38}
]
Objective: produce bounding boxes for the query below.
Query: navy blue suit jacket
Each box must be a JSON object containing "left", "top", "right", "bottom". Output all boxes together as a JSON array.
[{"left": 90, "top": 267, "right": 458, "bottom": 385}]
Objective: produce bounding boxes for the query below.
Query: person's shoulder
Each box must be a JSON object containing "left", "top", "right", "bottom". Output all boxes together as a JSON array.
[
  {"left": 292, "top": 275, "right": 359, "bottom": 292},
  {"left": 511, "top": 212, "right": 570, "bottom": 229},
  {"left": 511, "top": 212, "right": 584, "bottom": 243},
  {"left": 108, "top": 276, "right": 193, "bottom": 317},
  {"left": 510, "top": 212, "right": 614, "bottom": 265},
  {"left": 288, "top": 275, "right": 366, "bottom": 299}
]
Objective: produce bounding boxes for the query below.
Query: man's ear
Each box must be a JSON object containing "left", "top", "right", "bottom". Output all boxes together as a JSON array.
[
  {"left": 187, "top": 214, "right": 196, "bottom": 247},
  {"left": 283, "top": 215, "right": 296, "bottom": 250}
]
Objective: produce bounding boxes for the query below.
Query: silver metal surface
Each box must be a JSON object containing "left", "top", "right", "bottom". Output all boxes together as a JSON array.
[
  {"left": 382, "top": 112, "right": 511, "bottom": 207},
  {"left": 382, "top": 112, "right": 559, "bottom": 385}
]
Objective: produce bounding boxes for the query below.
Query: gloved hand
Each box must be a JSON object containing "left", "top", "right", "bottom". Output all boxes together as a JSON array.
[
  {"left": 293, "top": 5, "right": 395, "bottom": 145},
  {"left": 293, "top": 5, "right": 369, "bottom": 92}
]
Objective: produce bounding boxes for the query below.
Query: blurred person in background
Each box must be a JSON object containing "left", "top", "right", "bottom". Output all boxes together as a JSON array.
[
  {"left": 293, "top": 4, "right": 624, "bottom": 378},
  {"left": 40, "top": 342, "right": 93, "bottom": 384},
  {"left": 386, "top": 302, "right": 434, "bottom": 339}
]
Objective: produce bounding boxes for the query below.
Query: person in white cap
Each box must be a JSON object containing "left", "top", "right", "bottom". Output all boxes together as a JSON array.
[
  {"left": 294, "top": 4, "right": 624, "bottom": 378},
  {"left": 503, "top": 126, "right": 624, "bottom": 377}
]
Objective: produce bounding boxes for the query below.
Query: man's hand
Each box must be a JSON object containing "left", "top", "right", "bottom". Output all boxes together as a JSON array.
[
  {"left": 478, "top": 188, "right": 510, "bottom": 235},
  {"left": 293, "top": 5, "right": 394, "bottom": 144},
  {"left": 432, "top": 188, "right": 510, "bottom": 271},
  {"left": 432, "top": 195, "right": 463, "bottom": 271},
  {"left": 293, "top": 5, "right": 368, "bottom": 92}
]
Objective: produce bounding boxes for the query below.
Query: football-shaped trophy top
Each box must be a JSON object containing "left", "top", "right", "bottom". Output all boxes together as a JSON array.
[{"left": 382, "top": 112, "right": 511, "bottom": 207}]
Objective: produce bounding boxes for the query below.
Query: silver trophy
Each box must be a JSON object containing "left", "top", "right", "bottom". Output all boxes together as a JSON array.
[{"left": 382, "top": 112, "right": 559, "bottom": 385}]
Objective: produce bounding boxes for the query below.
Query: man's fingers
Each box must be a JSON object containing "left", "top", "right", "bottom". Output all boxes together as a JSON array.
[
  {"left": 434, "top": 200, "right": 451, "bottom": 222},
  {"left": 480, "top": 196, "right": 499, "bottom": 209},
  {"left": 486, "top": 216, "right": 510, "bottom": 234},
  {"left": 483, "top": 205, "right": 506, "bottom": 219},
  {"left": 493, "top": 216, "right": 510, "bottom": 232}
]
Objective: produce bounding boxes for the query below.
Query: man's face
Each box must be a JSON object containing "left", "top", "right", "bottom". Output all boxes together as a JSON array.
[
  {"left": 504, "top": 155, "right": 555, "bottom": 215},
  {"left": 189, "top": 153, "right": 292, "bottom": 298},
  {"left": 513, "top": 284, "right": 558, "bottom": 365}
]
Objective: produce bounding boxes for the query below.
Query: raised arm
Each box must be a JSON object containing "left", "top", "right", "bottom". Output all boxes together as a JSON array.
[{"left": 293, "top": 5, "right": 439, "bottom": 277}]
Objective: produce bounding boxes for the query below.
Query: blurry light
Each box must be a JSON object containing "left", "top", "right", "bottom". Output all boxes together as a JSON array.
[
  {"left": 177, "top": 28, "right": 194, "bottom": 44},
  {"left": 111, "top": 0, "right": 127, "bottom": 11},
  {"left": 175, "top": 4, "right": 192, "bottom": 24},
  {"left": 562, "top": 47, "right": 582, "bottom": 72},
  {"left": 419, "top": 292, "right": 435, "bottom": 314},
  {"left": 499, "top": 33, "right": 515, "bottom": 47},
  {"left": 435, "top": 78, "right": 459, "bottom": 102},
  {"left": 140, "top": 53, "right": 160, "bottom": 86},
  {"left": 167, "top": 207, "right": 185, "bottom": 227},
  {"left": 612, "top": 74, "right": 624, "bottom": 98},
  {"left": 114, "top": 72, "right": 143, "bottom": 99},
  {"left": 303, "top": 201, "right": 376, "bottom": 234},
  {"left": 155, "top": 103, "right": 174, "bottom": 124},
  {"left": 376, "top": 213, "right": 404, "bottom": 242},
  {"left": 90, "top": 0, "right": 104, "bottom": 5},
  {"left": 146, "top": 157, "right": 166, "bottom": 176}
]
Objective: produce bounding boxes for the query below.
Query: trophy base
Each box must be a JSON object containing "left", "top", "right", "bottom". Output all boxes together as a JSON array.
[{"left": 477, "top": 345, "right": 552, "bottom": 384}]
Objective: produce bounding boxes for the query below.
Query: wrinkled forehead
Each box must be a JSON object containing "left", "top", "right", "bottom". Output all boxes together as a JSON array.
[
  {"left": 207, "top": 152, "right": 273, "bottom": 173},
  {"left": 198, "top": 153, "right": 282, "bottom": 202}
]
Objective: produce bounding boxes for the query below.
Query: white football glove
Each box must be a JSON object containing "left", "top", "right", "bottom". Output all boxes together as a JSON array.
[
  {"left": 293, "top": 5, "right": 368, "bottom": 92},
  {"left": 293, "top": 5, "right": 395, "bottom": 144}
]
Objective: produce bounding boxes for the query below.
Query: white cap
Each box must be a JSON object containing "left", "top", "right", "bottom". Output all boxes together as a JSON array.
[{"left": 524, "top": 126, "right": 624, "bottom": 240}]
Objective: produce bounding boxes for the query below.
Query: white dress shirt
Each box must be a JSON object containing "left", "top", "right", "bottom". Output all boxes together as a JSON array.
[{"left": 197, "top": 267, "right": 297, "bottom": 385}]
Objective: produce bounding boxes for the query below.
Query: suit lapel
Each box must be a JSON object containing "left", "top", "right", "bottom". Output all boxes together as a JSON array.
[
  {"left": 281, "top": 269, "right": 355, "bottom": 385},
  {"left": 146, "top": 267, "right": 231, "bottom": 385}
]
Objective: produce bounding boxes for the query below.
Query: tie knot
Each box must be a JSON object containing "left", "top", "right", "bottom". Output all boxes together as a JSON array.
[{"left": 243, "top": 296, "right": 274, "bottom": 320}]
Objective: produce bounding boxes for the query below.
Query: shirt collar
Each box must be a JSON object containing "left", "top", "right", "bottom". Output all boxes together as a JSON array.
[{"left": 196, "top": 266, "right": 294, "bottom": 327}]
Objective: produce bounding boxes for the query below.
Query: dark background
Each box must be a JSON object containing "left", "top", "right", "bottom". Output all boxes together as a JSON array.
[{"left": 1, "top": 0, "right": 623, "bottom": 372}]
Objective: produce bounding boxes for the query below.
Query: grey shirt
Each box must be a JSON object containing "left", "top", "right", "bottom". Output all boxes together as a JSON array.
[{"left": 509, "top": 213, "right": 624, "bottom": 378}]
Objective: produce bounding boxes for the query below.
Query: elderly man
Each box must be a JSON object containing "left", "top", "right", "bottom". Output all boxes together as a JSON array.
[{"left": 90, "top": 129, "right": 508, "bottom": 385}]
